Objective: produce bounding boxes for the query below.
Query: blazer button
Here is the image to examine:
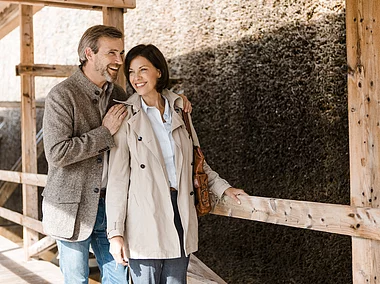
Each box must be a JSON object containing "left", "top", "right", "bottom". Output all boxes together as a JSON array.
[
  {"left": 190, "top": 191, "right": 194, "bottom": 195},
  {"left": 92, "top": 99, "right": 98, "bottom": 104},
  {"left": 140, "top": 164, "right": 145, "bottom": 169},
  {"left": 138, "top": 136, "right": 142, "bottom": 141},
  {"left": 97, "top": 157, "right": 102, "bottom": 163},
  {"left": 94, "top": 188, "right": 100, "bottom": 193},
  {"left": 95, "top": 90, "right": 100, "bottom": 96}
]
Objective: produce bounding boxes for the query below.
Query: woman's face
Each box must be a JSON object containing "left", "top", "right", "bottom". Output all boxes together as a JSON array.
[{"left": 128, "top": 55, "right": 161, "bottom": 96}]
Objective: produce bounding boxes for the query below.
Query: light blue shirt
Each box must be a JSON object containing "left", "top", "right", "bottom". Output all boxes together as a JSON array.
[{"left": 141, "top": 96, "right": 177, "bottom": 190}]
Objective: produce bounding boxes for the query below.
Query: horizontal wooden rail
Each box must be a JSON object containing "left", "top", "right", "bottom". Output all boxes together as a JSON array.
[
  {"left": 2, "top": 170, "right": 380, "bottom": 241},
  {"left": 0, "top": 101, "right": 44, "bottom": 108},
  {"left": 212, "top": 195, "right": 380, "bottom": 241},
  {"left": 0, "top": 206, "right": 43, "bottom": 234},
  {"left": 0, "top": 170, "right": 47, "bottom": 187},
  {"left": 0, "top": 0, "right": 136, "bottom": 9},
  {"left": 16, "top": 64, "right": 77, "bottom": 77}
]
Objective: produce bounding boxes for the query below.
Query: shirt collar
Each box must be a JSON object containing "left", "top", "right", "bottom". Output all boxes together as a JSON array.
[{"left": 141, "top": 95, "right": 171, "bottom": 118}]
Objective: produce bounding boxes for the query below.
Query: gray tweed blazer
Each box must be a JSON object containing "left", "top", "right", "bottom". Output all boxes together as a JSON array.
[{"left": 42, "top": 67, "right": 127, "bottom": 241}]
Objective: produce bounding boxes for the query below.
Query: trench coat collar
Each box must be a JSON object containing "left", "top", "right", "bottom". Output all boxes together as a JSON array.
[
  {"left": 115, "top": 89, "right": 186, "bottom": 132},
  {"left": 123, "top": 89, "right": 186, "bottom": 177}
]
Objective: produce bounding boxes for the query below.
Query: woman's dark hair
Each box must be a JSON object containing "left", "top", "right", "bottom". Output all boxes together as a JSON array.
[{"left": 124, "top": 44, "right": 169, "bottom": 93}]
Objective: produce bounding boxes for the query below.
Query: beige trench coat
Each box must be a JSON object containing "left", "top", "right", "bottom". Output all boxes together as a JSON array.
[{"left": 106, "top": 89, "right": 231, "bottom": 259}]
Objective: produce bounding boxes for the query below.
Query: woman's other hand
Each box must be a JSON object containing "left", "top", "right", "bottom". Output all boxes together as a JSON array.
[
  {"left": 109, "top": 236, "right": 129, "bottom": 266},
  {"left": 179, "top": 93, "right": 192, "bottom": 113},
  {"left": 223, "top": 187, "right": 248, "bottom": 205}
]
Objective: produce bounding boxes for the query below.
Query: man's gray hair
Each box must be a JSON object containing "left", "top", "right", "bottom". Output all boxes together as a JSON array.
[{"left": 78, "top": 25, "right": 123, "bottom": 66}]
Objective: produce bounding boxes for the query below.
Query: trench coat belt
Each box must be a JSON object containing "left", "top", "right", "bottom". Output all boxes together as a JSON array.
[
  {"left": 170, "top": 187, "right": 177, "bottom": 192},
  {"left": 100, "top": 187, "right": 106, "bottom": 199}
]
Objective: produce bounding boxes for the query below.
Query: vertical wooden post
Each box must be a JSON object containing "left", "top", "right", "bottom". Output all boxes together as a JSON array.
[
  {"left": 347, "top": 0, "right": 380, "bottom": 283},
  {"left": 102, "top": 7, "right": 126, "bottom": 90},
  {"left": 20, "top": 4, "right": 38, "bottom": 260}
]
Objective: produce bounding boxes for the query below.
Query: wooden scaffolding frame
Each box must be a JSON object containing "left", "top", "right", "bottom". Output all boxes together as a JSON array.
[{"left": 0, "top": 0, "right": 378, "bottom": 282}]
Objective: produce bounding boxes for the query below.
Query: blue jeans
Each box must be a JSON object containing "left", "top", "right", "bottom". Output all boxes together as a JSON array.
[
  {"left": 57, "top": 198, "right": 129, "bottom": 284},
  {"left": 129, "top": 190, "right": 190, "bottom": 284}
]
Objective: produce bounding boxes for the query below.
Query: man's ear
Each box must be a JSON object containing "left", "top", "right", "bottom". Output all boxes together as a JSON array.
[{"left": 85, "top": 47, "right": 93, "bottom": 62}]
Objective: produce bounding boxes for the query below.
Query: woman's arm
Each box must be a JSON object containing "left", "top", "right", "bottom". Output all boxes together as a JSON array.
[{"left": 106, "top": 118, "right": 131, "bottom": 238}]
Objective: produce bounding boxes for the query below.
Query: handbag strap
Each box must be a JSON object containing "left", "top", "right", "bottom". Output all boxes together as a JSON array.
[{"left": 182, "top": 111, "right": 193, "bottom": 141}]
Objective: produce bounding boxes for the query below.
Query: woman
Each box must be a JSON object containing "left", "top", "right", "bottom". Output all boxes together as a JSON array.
[{"left": 106, "top": 44, "right": 247, "bottom": 284}]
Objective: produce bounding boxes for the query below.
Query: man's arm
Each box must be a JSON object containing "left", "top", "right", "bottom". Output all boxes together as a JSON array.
[
  {"left": 43, "top": 92, "right": 126, "bottom": 168},
  {"left": 179, "top": 93, "right": 192, "bottom": 113}
]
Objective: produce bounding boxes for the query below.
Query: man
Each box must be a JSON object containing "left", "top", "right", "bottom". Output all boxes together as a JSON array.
[{"left": 42, "top": 25, "right": 129, "bottom": 283}]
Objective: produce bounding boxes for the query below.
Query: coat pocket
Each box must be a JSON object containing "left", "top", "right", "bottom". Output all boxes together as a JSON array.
[{"left": 42, "top": 198, "right": 79, "bottom": 239}]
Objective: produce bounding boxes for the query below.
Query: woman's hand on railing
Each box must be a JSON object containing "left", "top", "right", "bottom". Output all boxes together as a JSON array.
[{"left": 223, "top": 187, "right": 248, "bottom": 205}]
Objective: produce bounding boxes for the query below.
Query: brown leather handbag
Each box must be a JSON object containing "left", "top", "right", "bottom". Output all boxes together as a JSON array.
[{"left": 183, "top": 112, "right": 212, "bottom": 216}]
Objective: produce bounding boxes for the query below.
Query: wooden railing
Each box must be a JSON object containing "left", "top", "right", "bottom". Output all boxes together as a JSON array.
[
  {"left": 1, "top": 170, "right": 380, "bottom": 248},
  {"left": 0, "top": 170, "right": 229, "bottom": 283}
]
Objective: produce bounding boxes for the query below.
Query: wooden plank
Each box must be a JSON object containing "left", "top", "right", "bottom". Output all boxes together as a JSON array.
[
  {"left": 3, "top": 167, "right": 380, "bottom": 242},
  {"left": 0, "top": 207, "right": 43, "bottom": 234},
  {"left": 3, "top": 165, "right": 380, "bottom": 242},
  {"left": 0, "top": 1, "right": 102, "bottom": 10},
  {"left": 211, "top": 195, "right": 380, "bottom": 241},
  {"left": 28, "top": 236, "right": 56, "bottom": 257},
  {"left": 187, "top": 254, "right": 227, "bottom": 284},
  {"left": 0, "top": 101, "right": 44, "bottom": 108},
  {"left": 20, "top": 4, "right": 39, "bottom": 260},
  {"left": 0, "top": 4, "right": 42, "bottom": 40},
  {"left": 347, "top": 0, "right": 380, "bottom": 283},
  {"left": 0, "top": 0, "right": 135, "bottom": 9},
  {"left": 102, "top": 7, "right": 126, "bottom": 90},
  {"left": 0, "top": 170, "right": 47, "bottom": 187},
  {"left": 16, "top": 64, "right": 77, "bottom": 77},
  {"left": 0, "top": 4, "right": 18, "bottom": 37}
]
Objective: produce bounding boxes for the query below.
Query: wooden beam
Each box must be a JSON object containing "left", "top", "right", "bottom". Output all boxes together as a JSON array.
[
  {"left": 4, "top": 167, "right": 380, "bottom": 242},
  {"left": 347, "top": 0, "right": 380, "bottom": 283},
  {"left": 188, "top": 254, "right": 227, "bottom": 284},
  {"left": 102, "top": 7, "right": 126, "bottom": 90},
  {"left": 0, "top": 4, "right": 17, "bottom": 37},
  {"left": 28, "top": 236, "right": 56, "bottom": 257},
  {"left": 0, "top": 170, "right": 47, "bottom": 187},
  {"left": 16, "top": 64, "right": 77, "bottom": 77},
  {"left": 211, "top": 195, "right": 380, "bottom": 241},
  {"left": 0, "top": 206, "right": 43, "bottom": 234},
  {"left": 20, "top": 4, "right": 39, "bottom": 260},
  {"left": 0, "top": 101, "right": 44, "bottom": 108},
  {"left": 0, "top": 4, "right": 41, "bottom": 40},
  {"left": 0, "top": 0, "right": 135, "bottom": 9}
]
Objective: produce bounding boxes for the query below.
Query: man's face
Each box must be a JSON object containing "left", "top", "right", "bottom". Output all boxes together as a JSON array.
[{"left": 92, "top": 37, "right": 124, "bottom": 83}]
